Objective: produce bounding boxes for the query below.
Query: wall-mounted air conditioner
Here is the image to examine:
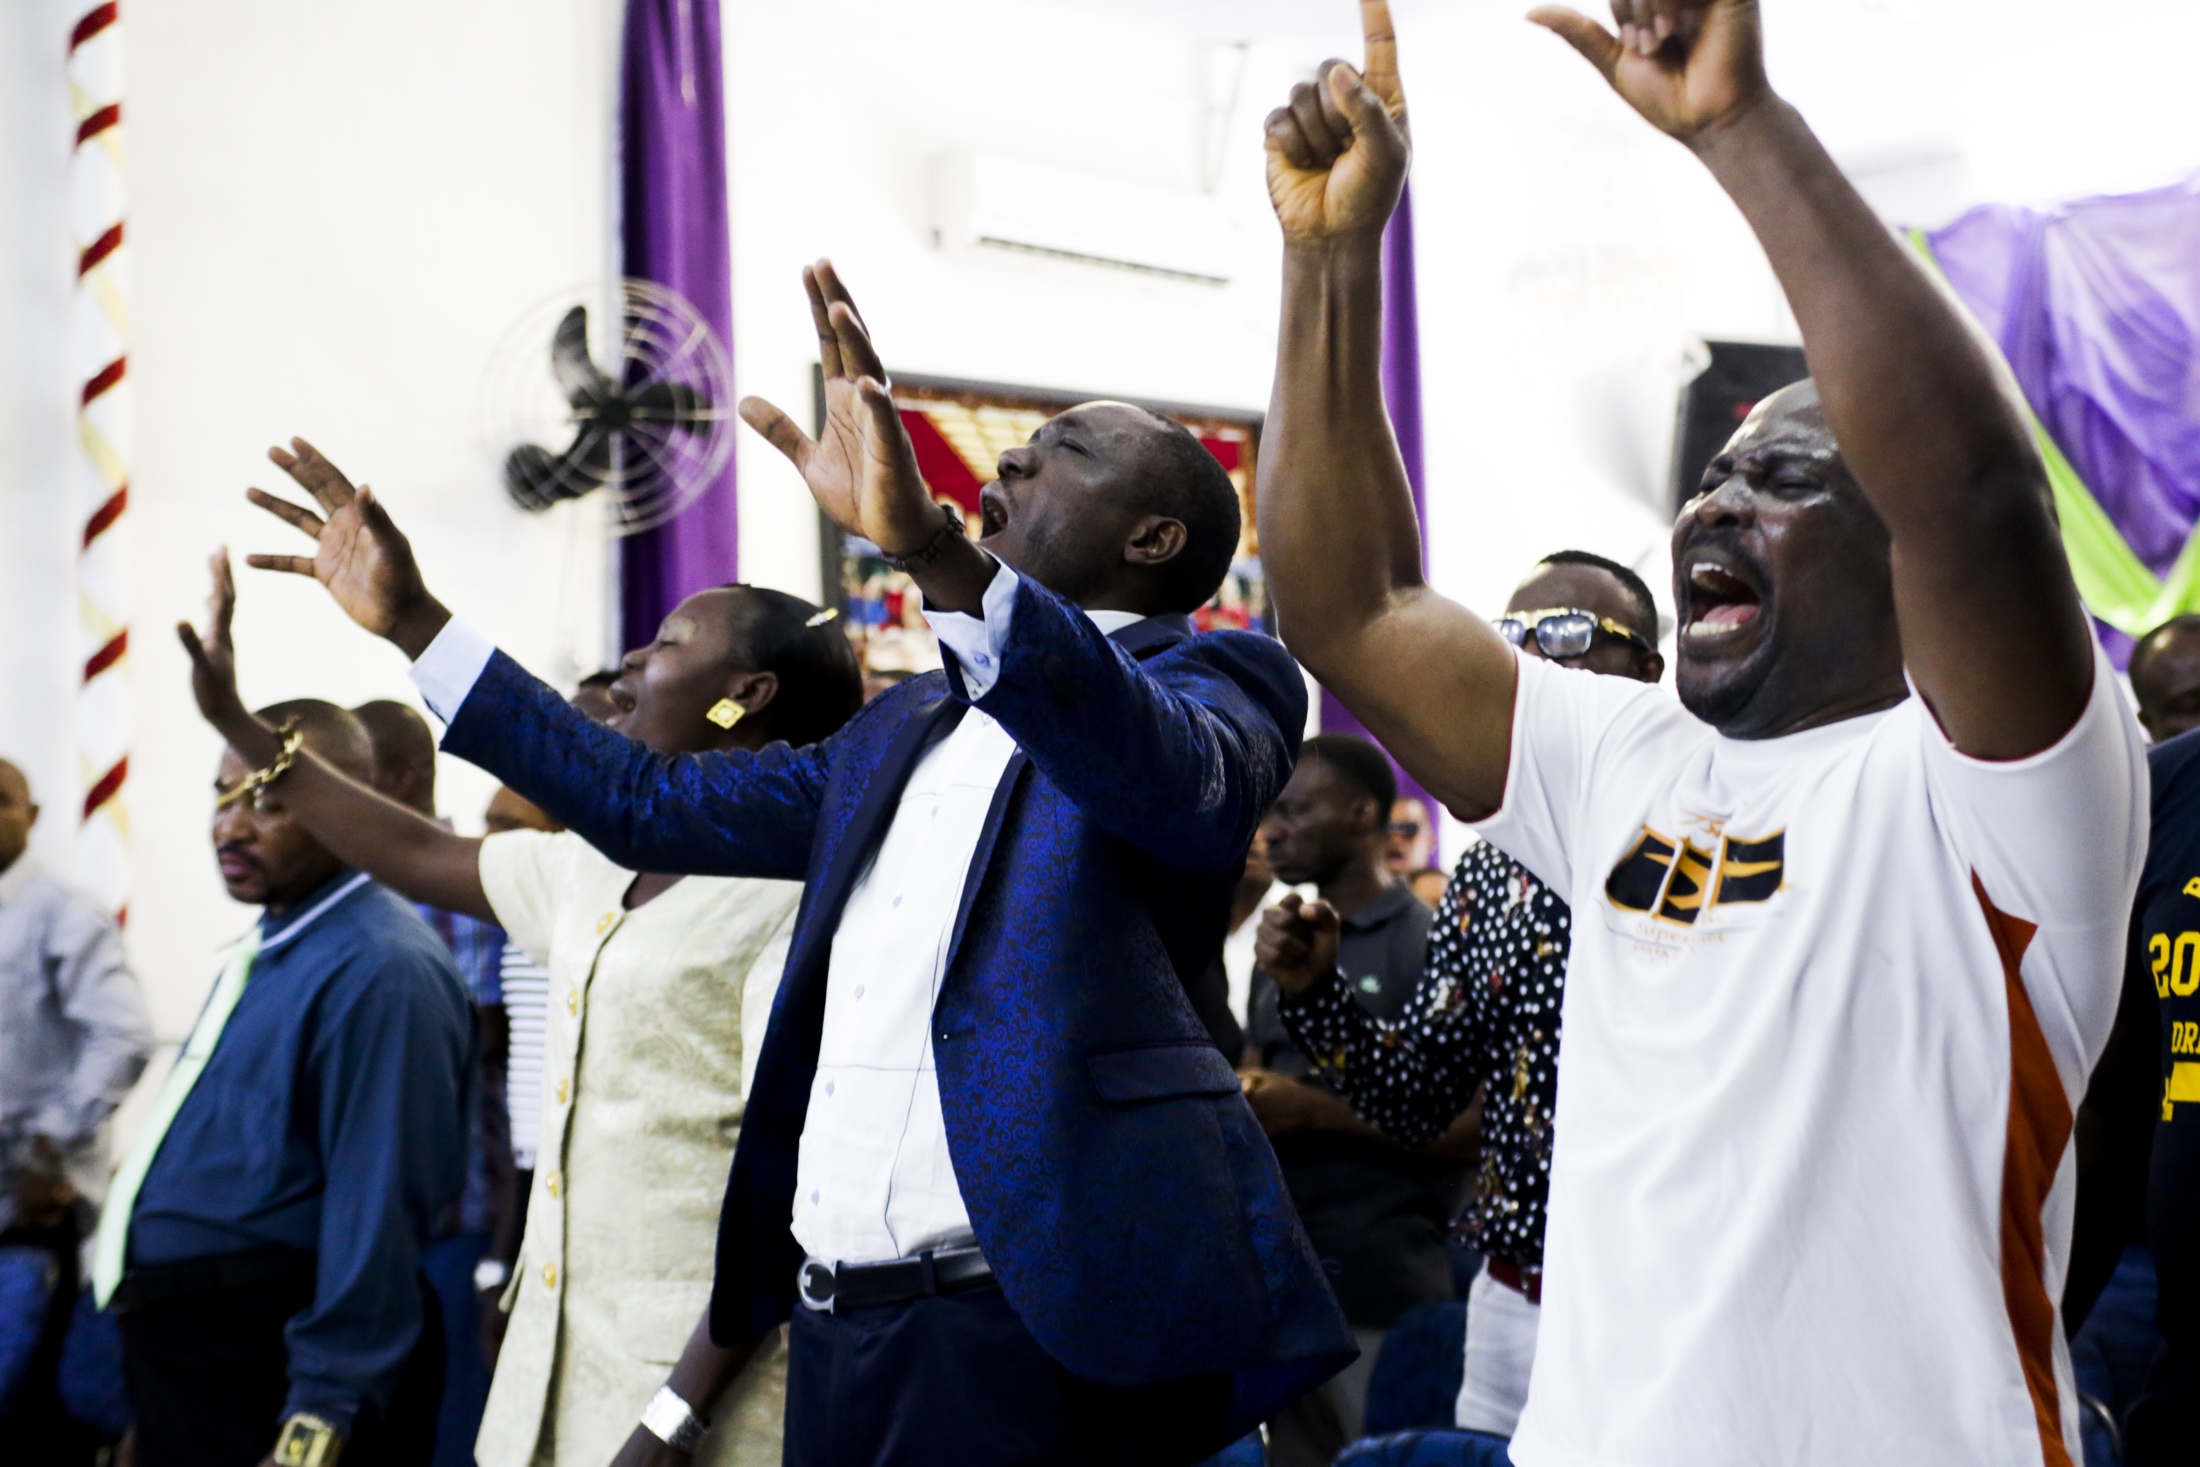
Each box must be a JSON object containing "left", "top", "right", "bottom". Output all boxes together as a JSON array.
[{"left": 929, "top": 150, "right": 1237, "bottom": 286}]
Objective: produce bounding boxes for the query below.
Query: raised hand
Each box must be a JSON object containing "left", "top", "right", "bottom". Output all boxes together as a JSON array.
[
  {"left": 1530, "top": 0, "right": 1769, "bottom": 144},
  {"left": 737, "top": 262, "right": 943, "bottom": 558},
  {"left": 243, "top": 438, "right": 451, "bottom": 657},
  {"left": 1263, "top": 0, "right": 1409, "bottom": 244},
  {"left": 1255, "top": 892, "right": 1343, "bottom": 998},
  {"left": 175, "top": 549, "right": 256, "bottom": 739}
]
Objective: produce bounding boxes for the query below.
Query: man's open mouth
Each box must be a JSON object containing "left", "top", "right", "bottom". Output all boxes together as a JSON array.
[
  {"left": 1683, "top": 560, "right": 1764, "bottom": 642},
  {"left": 978, "top": 489, "right": 1009, "bottom": 538}
]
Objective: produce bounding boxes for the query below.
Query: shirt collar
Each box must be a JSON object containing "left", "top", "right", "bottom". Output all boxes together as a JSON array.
[
  {"left": 259, "top": 869, "right": 373, "bottom": 954},
  {"left": 1085, "top": 609, "right": 1146, "bottom": 635},
  {"left": 1338, "top": 880, "right": 1419, "bottom": 933}
]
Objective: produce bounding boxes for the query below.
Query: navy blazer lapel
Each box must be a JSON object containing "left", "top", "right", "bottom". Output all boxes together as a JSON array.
[
  {"left": 936, "top": 615, "right": 1187, "bottom": 979},
  {"left": 943, "top": 750, "right": 1029, "bottom": 975}
]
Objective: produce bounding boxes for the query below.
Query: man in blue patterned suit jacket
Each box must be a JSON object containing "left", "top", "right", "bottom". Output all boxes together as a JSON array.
[{"left": 234, "top": 261, "right": 1354, "bottom": 1466}]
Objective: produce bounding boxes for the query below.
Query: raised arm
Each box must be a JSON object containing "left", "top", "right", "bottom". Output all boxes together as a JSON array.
[
  {"left": 956, "top": 574, "right": 1305, "bottom": 876},
  {"left": 1258, "top": 1, "right": 1521, "bottom": 819},
  {"left": 178, "top": 552, "right": 494, "bottom": 920},
  {"left": 1533, "top": 0, "right": 2092, "bottom": 756},
  {"left": 234, "top": 445, "right": 828, "bottom": 880}
]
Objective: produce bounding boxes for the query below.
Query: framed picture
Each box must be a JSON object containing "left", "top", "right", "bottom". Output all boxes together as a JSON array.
[{"left": 817, "top": 371, "right": 1266, "bottom": 686}]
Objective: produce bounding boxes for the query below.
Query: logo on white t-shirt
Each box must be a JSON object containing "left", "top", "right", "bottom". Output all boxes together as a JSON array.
[{"left": 1603, "top": 822, "right": 1786, "bottom": 929}]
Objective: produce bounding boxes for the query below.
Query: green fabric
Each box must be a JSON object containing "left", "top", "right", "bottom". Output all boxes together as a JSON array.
[{"left": 1908, "top": 229, "right": 2200, "bottom": 639}]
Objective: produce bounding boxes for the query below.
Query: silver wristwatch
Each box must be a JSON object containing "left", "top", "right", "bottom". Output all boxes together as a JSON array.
[{"left": 640, "top": 1385, "right": 709, "bottom": 1453}]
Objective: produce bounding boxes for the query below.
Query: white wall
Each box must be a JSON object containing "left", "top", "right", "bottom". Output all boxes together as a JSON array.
[
  {"left": 2, "top": 0, "right": 623, "bottom": 1058},
  {"left": 721, "top": 0, "right": 1318, "bottom": 601}
]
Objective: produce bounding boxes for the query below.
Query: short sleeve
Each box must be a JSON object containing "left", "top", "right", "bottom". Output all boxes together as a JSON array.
[
  {"left": 1470, "top": 652, "right": 1676, "bottom": 898},
  {"left": 1918, "top": 646, "right": 2147, "bottom": 934},
  {"left": 1917, "top": 646, "right": 2148, "bottom": 1068},
  {"left": 477, "top": 830, "right": 568, "bottom": 963}
]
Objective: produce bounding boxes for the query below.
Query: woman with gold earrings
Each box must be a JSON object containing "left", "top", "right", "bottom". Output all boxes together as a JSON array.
[{"left": 181, "top": 561, "right": 863, "bottom": 1467}]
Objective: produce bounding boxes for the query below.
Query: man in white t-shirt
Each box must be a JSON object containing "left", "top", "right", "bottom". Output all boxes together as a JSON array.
[{"left": 1254, "top": 3, "right": 2146, "bottom": 1464}]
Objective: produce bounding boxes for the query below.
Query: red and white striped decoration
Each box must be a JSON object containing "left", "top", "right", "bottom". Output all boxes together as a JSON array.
[{"left": 69, "top": 2, "right": 130, "bottom": 921}]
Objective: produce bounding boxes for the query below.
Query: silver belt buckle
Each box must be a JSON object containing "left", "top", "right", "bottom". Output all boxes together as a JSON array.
[{"left": 797, "top": 1258, "right": 838, "bottom": 1313}]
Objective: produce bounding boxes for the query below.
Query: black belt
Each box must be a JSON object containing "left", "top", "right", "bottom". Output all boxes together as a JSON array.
[
  {"left": 798, "top": 1246, "right": 993, "bottom": 1313},
  {"left": 109, "top": 1245, "right": 313, "bottom": 1316}
]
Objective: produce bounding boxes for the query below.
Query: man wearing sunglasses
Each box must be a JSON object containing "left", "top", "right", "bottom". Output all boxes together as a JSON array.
[
  {"left": 1256, "top": 4, "right": 2144, "bottom": 1464},
  {"left": 1259, "top": 549, "right": 1660, "bottom": 1436}
]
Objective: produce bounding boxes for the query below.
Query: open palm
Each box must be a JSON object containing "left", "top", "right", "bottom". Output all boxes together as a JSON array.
[
  {"left": 738, "top": 262, "right": 940, "bottom": 557},
  {"left": 1264, "top": 0, "right": 1409, "bottom": 244},
  {"left": 244, "top": 438, "right": 434, "bottom": 641}
]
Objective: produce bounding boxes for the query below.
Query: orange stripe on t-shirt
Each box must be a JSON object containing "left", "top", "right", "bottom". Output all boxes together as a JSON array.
[{"left": 1971, "top": 871, "right": 2073, "bottom": 1467}]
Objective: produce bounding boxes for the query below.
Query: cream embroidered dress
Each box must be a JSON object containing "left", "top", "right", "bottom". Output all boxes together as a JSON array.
[{"left": 473, "top": 829, "right": 797, "bottom": 1467}]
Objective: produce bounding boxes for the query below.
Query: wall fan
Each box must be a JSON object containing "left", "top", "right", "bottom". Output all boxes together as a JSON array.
[{"left": 479, "top": 279, "right": 733, "bottom": 534}]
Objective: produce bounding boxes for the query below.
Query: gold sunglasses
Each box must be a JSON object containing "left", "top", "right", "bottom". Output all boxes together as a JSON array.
[{"left": 1493, "top": 607, "right": 1653, "bottom": 660}]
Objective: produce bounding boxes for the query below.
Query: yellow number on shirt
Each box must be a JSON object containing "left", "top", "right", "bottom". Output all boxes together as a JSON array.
[{"left": 2175, "top": 932, "right": 2200, "bottom": 999}]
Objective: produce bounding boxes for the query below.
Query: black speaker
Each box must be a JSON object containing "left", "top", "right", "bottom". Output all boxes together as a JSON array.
[{"left": 1670, "top": 341, "right": 1810, "bottom": 512}]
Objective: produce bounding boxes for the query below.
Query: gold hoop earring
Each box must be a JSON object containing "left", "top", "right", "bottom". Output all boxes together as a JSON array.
[{"left": 705, "top": 698, "right": 744, "bottom": 731}]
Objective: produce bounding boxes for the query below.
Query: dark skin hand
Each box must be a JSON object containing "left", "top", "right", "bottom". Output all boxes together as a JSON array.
[{"left": 1258, "top": 0, "right": 2090, "bottom": 824}]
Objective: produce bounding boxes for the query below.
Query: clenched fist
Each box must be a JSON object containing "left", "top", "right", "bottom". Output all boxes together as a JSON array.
[
  {"left": 1263, "top": 0, "right": 1409, "bottom": 245},
  {"left": 1255, "top": 892, "right": 1343, "bottom": 999}
]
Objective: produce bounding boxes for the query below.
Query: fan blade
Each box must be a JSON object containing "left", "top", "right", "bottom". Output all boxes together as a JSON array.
[
  {"left": 550, "top": 305, "right": 614, "bottom": 405},
  {"left": 623, "top": 379, "right": 710, "bottom": 433},
  {"left": 502, "top": 425, "right": 617, "bottom": 512}
]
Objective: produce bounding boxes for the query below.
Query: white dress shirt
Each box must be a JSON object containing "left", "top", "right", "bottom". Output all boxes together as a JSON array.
[{"left": 410, "top": 564, "right": 1143, "bottom": 1269}]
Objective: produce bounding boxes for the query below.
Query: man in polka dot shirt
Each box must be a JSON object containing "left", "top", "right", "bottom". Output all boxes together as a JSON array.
[{"left": 1261, "top": 550, "right": 1664, "bottom": 1436}]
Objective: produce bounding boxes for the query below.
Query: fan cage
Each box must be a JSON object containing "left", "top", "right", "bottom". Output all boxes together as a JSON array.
[{"left": 479, "top": 278, "right": 736, "bottom": 536}]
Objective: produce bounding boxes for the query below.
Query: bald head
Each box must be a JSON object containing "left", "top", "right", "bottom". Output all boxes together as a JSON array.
[
  {"left": 353, "top": 698, "right": 438, "bottom": 814},
  {"left": 2132, "top": 615, "right": 2200, "bottom": 743},
  {"left": 252, "top": 699, "right": 377, "bottom": 784},
  {"left": 0, "top": 760, "right": 35, "bottom": 875}
]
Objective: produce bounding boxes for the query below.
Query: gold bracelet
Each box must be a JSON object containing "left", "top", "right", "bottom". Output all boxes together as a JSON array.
[
  {"left": 272, "top": 1412, "right": 343, "bottom": 1466},
  {"left": 215, "top": 719, "right": 304, "bottom": 811}
]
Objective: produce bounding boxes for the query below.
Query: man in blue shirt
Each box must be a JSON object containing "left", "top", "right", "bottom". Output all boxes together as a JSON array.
[{"left": 103, "top": 697, "right": 474, "bottom": 1467}]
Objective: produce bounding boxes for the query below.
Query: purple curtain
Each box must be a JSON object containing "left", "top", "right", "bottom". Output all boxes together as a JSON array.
[
  {"left": 1317, "top": 182, "right": 1439, "bottom": 841},
  {"left": 618, "top": 0, "right": 737, "bottom": 649},
  {"left": 1926, "top": 176, "right": 2200, "bottom": 656}
]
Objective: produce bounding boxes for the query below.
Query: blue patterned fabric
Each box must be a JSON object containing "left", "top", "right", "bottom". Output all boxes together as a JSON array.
[
  {"left": 0, "top": 1245, "right": 56, "bottom": 1413},
  {"left": 441, "top": 575, "right": 1354, "bottom": 1432},
  {"left": 1334, "top": 1429, "right": 1514, "bottom": 1467},
  {"left": 1363, "top": 1300, "right": 1468, "bottom": 1436},
  {"left": 1195, "top": 1432, "right": 1267, "bottom": 1467}
]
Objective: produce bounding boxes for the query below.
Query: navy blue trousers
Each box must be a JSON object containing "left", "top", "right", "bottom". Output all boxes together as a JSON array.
[{"left": 784, "top": 1283, "right": 1231, "bottom": 1467}]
